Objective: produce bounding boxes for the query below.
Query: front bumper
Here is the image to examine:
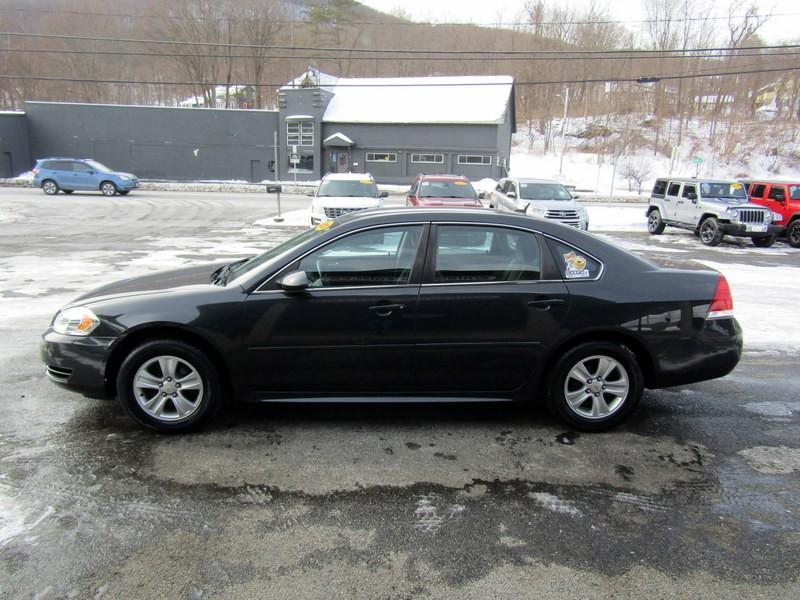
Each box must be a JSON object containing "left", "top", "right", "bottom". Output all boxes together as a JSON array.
[
  {"left": 40, "top": 330, "right": 116, "bottom": 399},
  {"left": 117, "top": 179, "right": 139, "bottom": 190},
  {"left": 718, "top": 222, "right": 781, "bottom": 238}
]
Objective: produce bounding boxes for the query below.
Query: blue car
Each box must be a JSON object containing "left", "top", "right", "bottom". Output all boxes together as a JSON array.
[{"left": 32, "top": 158, "right": 139, "bottom": 196}]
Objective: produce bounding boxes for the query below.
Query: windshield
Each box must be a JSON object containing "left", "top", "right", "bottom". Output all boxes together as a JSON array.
[
  {"left": 419, "top": 180, "right": 477, "bottom": 199},
  {"left": 318, "top": 179, "right": 378, "bottom": 198},
  {"left": 699, "top": 182, "right": 746, "bottom": 199},
  {"left": 519, "top": 182, "right": 572, "bottom": 201},
  {"left": 226, "top": 225, "right": 328, "bottom": 281},
  {"left": 85, "top": 159, "right": 112, "bottom": 172}
]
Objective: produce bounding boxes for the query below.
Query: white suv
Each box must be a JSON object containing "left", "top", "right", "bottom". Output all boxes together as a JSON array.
[
  {"left": 491, "top": 177, "right": 589, "bottom": 230},
  {"left": 310, "top": 173, "right": 388, "bottom": 225}
]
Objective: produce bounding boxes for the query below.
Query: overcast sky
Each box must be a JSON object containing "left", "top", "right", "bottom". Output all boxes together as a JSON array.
[{"left": 359, "top": 0, "right": 799, "bottom": 44}]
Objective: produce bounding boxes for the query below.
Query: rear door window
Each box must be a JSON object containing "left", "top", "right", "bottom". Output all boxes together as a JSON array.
[
  {"left": 768, "top": 186, "right": 786, "bottom": 201},
  {"left": 432, "top": 225, "right": 541, "bottom": 283},
  {"left": 652, "top": 179, "right": 668, "bottom": 197}
]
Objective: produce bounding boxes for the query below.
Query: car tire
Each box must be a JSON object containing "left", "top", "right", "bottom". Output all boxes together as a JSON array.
[
  {"left": 42, "top": 179, "right": 59, "bottom": 195},
  {"left": 100, "top": 181, "right": 118, "bottom": 196},
  {"left": 63, "top": 190, "right": 74, "bottom": 195},
  {"left": 546, "top": 342, "right": 643, "bottom": 431},
  {"left": 647, "top": 209, "right": 666, "bottom": 234},
  {"left": 752, "top": 234, "right": 775, "bottom": 248},
  {"left": 787, "top": 220, "right": 800, "bottom": 248},
  {"left": 119, "top": 191, "right": 130, "bottom": 196},
  {"left": 699, "top": 217, "right": 723, "bottom": 246},
  {"left": 117, "top": 339, "right": 222, "bottom": 432}
]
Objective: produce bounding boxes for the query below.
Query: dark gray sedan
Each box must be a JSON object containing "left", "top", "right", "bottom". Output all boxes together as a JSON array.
[{"left": 41, "top": 208, "right": 742, "bottom": 432}]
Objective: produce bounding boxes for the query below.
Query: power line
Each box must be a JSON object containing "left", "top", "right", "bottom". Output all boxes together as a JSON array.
[
  {"left": 3, "top": 46, "right": 799, "bottom": 62},
  {"left": 1, "top": 65, "right": 796, "bottom": 88},
  {"left": 0, "top": 5, "right": 795, "bottom": 28},
  {"left": 2, "top": 30, "right": 799, "bottom": 56}
]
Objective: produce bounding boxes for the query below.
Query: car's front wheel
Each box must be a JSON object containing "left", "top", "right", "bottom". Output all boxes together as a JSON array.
[
  {"left": 647, "top": 209, "right": 666, "bottom": 234},
  {"left": 42, "top": 179, "right": 59, "bottom": 195},
  {"left": 100, "top": 181, "right": 118, "bottom": 196},
  {"left": 547, "top": 342, "right": 643, "bottom": 431},
  {"left": 787, "top": 220, "right": 800, "bottom": 248},
  {"left": 699, "top": 217, "right": 723, "bottom": 246},
  {"left": 117, "top": 339, "right": 222, "bottom": 432}
]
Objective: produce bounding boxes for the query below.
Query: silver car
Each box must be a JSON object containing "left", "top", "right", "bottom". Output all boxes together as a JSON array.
[{"left": 491, "top": 177, "right": 589, "bottom": 230}]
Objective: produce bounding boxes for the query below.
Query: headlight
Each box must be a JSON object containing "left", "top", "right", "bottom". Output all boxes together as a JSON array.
[
  {"left": 53, "top": 307, "right": 100, "bottom": 336},
  {"left": 772, "top": 211, "right": 782, "bottom": 223},
  {"left": 763, "top": 211, "right": 773, "bottom": 223},
  {"left": 728, "top": 209, "right": 739, "bottom": 219},
  {"left": 118, "top": 175, "right": 131, "bottom": 181}
]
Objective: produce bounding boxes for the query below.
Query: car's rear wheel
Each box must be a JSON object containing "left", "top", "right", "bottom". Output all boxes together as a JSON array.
[
  {"left": 547, "top": 342, "right": 643, "bottom": 431},
  {"left": 787, "top": 220, "right": 800, "bottom": 248},
  {"left": 647, "top": 209, "right": 666, "bottom": 234},
  {"left": 699, "top": 217, "right": 723, "bottom": 246},
  {"left": 752, "top": 234, "right": 775, "bottom": 248},
  {"left": 117, "top": 339, "right": 222, "bottom": 432},
  {"left": 100, "top": 181, "right": 118, "bottom": 196},
  {"left": 42, "top": 179, "right": 59, "bottom": 195}
]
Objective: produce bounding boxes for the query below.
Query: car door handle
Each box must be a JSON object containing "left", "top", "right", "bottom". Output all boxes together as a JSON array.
[
  {"left": 368, "top": 303, "right": 405, "bottom": 316},
  {"left": 527, "top": 298, "right": 565, "bottom": 310}
]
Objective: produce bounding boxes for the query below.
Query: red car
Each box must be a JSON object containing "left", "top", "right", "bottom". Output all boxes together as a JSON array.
[
  {"left": 744, "top": 180, "right": 800, "bottom": 248},
  {"left": 406, "top": 174, "right": 483, "bottom": 208}
]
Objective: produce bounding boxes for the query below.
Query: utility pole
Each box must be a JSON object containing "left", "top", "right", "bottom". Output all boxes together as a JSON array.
[
  {"left": 558, "top": 86, "right": 570, "bottom": 175},
  {"left": 273, "top": 130, "right": 283, "bottom": 222}
]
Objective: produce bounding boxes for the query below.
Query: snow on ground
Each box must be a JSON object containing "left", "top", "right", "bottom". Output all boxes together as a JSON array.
[
  {"left": 697, "top": 260, "right": 800, "bottom": 352},
  {"left": 586, "top": 205, "right": 647, "bottom": 232}
]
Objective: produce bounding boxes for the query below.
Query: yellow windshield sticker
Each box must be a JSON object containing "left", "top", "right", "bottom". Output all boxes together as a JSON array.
[
  {"left": 731, "top": 183, "right": 742, "bottom": 189},
  {"left": 315, "top": 220, "right": 335, "bottom": 231},
  {"left": 359, "top": 179, "right": 372, "bottom": 184},
  {"left": 454, "top": 181, "right": 467, "bottom": 185}
]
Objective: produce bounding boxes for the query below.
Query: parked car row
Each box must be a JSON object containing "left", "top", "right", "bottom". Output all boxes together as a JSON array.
[{"left": 647, "top": 176, "right": 799, "bottom": 248}]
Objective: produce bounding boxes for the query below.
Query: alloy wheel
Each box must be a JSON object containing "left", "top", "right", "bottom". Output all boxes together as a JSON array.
[
  {"left": 133, "top": 355, "right": 204, "bottom": 422},
  {"left": 563, "top": 354, "right": 630, "bottom": 420}
]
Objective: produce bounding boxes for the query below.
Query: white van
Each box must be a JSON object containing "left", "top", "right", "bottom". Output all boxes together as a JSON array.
[{"left": 310, "top": 173, "right": 388, "bottom": 225}]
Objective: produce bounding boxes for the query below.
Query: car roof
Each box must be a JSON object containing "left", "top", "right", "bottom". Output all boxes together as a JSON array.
[
  {"left": 655, "top": 177, "right": 739, "bottom": 185},
  {"left": 746, "top": 179, "right": 800, "bottom": 185},
  {"left": 417, "top": 174, "right": 470, "bottom": 181},
  {"left": 322, "top": 172, "right": 374, "bottom": 181},
  {"left": 507, "top": 177, "right": 566, "bottom": 184}
]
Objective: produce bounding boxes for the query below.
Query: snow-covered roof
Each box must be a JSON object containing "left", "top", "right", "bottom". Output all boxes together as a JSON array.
[
  {"left": 322, "top": 76, "right": 514, "bottom": 125},
  {"left": 323, "top": 132, "right": 354, "bottom": 146},
  {"left": 282, "top": 68, "right": 339, "bottom": 92}
]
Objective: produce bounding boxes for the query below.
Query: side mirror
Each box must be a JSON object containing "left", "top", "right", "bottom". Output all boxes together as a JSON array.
[
  {"left": 773, "top": 193, "right": 786, "bottom": 202},
  {"left": 279, "top": 271, "right": 310, "bottom": 292},
  {"left": 571, "top": 194, "right": 580, "bottom": 200},
  {"left": 687, "top": 192, "right": 697, "bottom": 201},
  {"left": 379, "top": 190, "right": 389, "bottom": 198},
  {"left": 507, "top": 191, "right": 517, "bottom": 199}
]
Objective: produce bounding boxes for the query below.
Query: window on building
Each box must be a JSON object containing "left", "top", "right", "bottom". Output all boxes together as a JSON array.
[
  {"left": 457, "top": 155, "right": 491, "bottom": 165},
  {"left": 287, "top": 121, "right": 314, "bottom": 147},
  {"left": 366, "top": 152, "right": 397, "bottom": 162},
  {"left": 411, "top": 153, "right": 444, "bottom": 164}
]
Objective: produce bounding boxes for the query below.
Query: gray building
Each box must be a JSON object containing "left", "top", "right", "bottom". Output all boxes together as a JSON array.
[{"left": 0, "top": 69, "right": 515, "bottom": 184}]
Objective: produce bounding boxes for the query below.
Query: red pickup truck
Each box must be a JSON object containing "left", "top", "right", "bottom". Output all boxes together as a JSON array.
[{"left": 745, "top": 181, "right": 800, "bottom": 248}]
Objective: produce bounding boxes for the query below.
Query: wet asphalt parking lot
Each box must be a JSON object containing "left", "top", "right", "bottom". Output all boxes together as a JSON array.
[{"left": 1, "top": 188, "right": 799, "bottom": 598}]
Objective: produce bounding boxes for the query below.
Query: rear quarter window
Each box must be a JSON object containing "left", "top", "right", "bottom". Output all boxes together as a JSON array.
[
  {"left": 652, "top": 179, "right": 668, "bottom": 197},
  {"left": 546, "top": 239, "right": 602, "bottom": 281}
]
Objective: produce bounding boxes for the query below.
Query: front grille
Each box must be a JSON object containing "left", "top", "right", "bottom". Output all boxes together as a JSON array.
[
  {"left": 736, "top": 209, "right": 766, "bottom": 224},
  {"left": 323, "top": 206, "right": 368, "bottom": 219},
  {"left": 544, "top": 209, "right": 581, "bottom": 228},
  {"left": 46, "top": 365, "right": 72, "bottom": 383}
]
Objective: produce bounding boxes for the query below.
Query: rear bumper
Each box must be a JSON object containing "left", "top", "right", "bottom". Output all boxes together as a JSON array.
[
  {"left": 648, "top": 317, "right": 743, "bottom": 388},
  {"left": 40, "top": 330, "right": 115, "bottom": 399},
  {"left": 718, "top": 222, "right": 781, "bottom": 237}
]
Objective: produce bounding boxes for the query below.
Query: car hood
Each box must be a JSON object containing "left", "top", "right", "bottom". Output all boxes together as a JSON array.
[
  {"left": 418, "top": 197, "right": 482, "bottom": 206},
  {"left": 69, "top": 262, "right": 226, "bottom": 306},
  {"left": 524, "top": 199, "right": 584, "bottom": 211},
  {"left": 313, "top": 196, "right": 381, "bottom": 208},
  {"left": 116, "top": 172, "right": 138, "bottom": 179}
]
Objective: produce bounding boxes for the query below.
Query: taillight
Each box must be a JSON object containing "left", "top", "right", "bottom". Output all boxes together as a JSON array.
[{"left": 708, "top": 275, "right": 734, "bottom": 319}]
